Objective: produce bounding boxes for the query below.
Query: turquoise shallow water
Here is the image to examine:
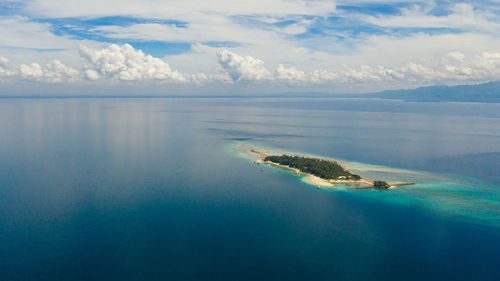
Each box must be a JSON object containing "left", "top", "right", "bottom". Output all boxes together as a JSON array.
[{"left": 0, "top": 97, "right": 499, "bottom": 280}]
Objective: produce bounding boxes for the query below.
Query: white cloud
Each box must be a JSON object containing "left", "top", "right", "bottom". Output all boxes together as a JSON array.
[
  {"left": 216, "top": 49, "right": 271, "bottom": 82},
  {"left": 43, "top": 60, "right": 80, "bottom": 82},
  {"left": 334, "top": 51, "right": 500, "bottom": 85},
  {"left": 189, "top": 72, "right": 210, "bottom": 84},
  {"left": 364, "top": 3, "right": 500, "bottom": 33},
  {"left": 24, "top": 0, "right": 336, "bottom": 19},
  {"left": 275, "top": 64, "right": 308, "bottom": 83},
  {"left": 272, "top": 18, "right": 315, "bottom": 35},
  {"left": 214, "top": 49, "right": 500, "bottom": 86},
  {"left": 0, "top": 57, "right": 16, "bottom": 78},
  {"left": 445, "top": 51, "right": 466, "bottom": 62},
  {"left": 309, "top": 69, "right": 338, "bottom": 83},
  {"left": 85, "top": 69, "right": 100, "bottom": 80},
  {"left": 19, "top": 63, "right": 44, "bottom": 80},
  {"left": 0, "top": 15, "right": 104, "bottom": 70},
  {"left": 0, "top": 16, "right": 77, "bottom": 50},
  {"left": 79, "top": 43, "right": 186, "bottom": 82},
  {"left": 18, "top": 60, "right": 80, "bottom": 82}
]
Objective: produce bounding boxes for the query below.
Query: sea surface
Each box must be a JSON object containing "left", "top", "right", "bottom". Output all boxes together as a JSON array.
[{"left": 0, "top": 97, "right": 499, "bottom": 281}]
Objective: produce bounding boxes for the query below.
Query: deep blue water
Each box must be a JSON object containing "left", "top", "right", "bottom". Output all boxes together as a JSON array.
[{"left": 0, "top": 97, "right": 499, "bottom": 281}]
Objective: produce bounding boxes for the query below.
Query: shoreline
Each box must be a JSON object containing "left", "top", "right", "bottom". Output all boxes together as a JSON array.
[{"left": 252, "top": 149, "right": 414, "bottom": 189}]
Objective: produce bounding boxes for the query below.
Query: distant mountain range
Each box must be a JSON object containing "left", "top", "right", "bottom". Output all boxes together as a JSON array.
[{"left": 369, "top": 81, "right": 500, "bottom": 102}]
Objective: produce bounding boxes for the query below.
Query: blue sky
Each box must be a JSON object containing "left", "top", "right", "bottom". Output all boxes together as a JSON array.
[{"left": 1, "top": 0, "right": 500, "bottom": 94}]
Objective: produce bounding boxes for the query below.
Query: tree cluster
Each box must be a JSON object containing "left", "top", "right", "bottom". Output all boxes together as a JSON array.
[{"left": 264, "top": 155, "right": 361, "bottom": 180}]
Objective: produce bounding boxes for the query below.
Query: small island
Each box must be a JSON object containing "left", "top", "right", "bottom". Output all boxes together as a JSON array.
[
  {"left": 373, "top": 180, "right": 390, "bottom": 189},
  {"left": 253, "top": 151, "right": 414, "bottom": 189}
]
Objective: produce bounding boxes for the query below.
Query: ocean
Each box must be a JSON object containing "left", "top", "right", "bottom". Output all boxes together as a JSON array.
[{"left": 0, "top": 97, "right": 499, "bottom": 280}]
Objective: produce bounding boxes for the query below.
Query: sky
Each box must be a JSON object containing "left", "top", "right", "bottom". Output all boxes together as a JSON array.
[{"left": 1, "top": 0, "right": 500, "bottom": 95}]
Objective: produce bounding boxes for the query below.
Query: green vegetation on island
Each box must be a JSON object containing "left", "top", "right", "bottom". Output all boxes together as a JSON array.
[
  {"left": 263, "top": 155, "right": 361, "bottom": 180},
  {"left": 373, "top": 180, "right": 390, "bottom": 189}
]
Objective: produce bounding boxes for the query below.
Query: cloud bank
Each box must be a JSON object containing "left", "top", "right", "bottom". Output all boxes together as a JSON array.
[
  {"left": 2, "top": 1, "right": 500, "bottom": 93},
  {"left": 2, "top": 44, "right": 500, "bottom": 90}
]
